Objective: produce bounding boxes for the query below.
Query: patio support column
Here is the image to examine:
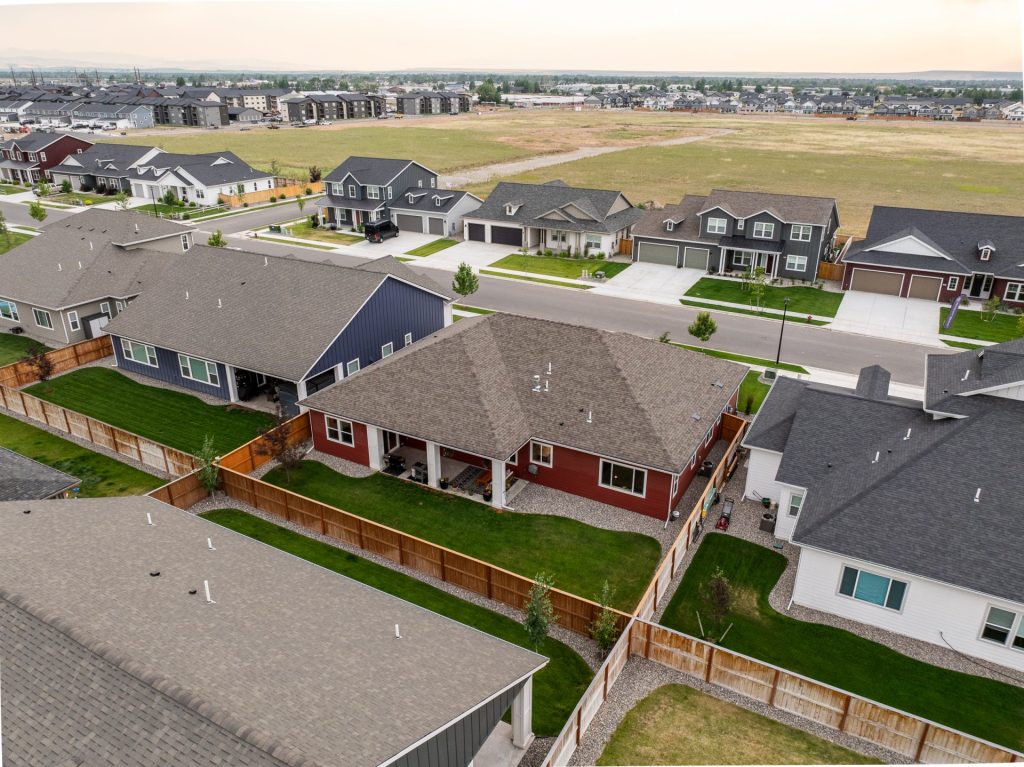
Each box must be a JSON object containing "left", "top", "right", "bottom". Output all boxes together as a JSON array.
[
  {"left": 511, "top": 677, "right": 534, "bottom": 749},
  {"left": 225, "top": 366, "right": 239, "bottom": 403},
  {"left": 443, "top": 302, "right": 453, "bottom": 327},
  {"left": 425, "top": 441, "right": 442, "bottom": 488},
  {"left": 365, "top": 425, "right": 385, "bottom": 471},
  {"left": 490, "top": 458, "right": 506, "bottom": 508}
]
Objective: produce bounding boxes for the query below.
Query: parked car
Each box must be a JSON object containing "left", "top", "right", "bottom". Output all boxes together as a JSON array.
[{"left": 364, "top": 219, "right": 399, "bottom": 243}]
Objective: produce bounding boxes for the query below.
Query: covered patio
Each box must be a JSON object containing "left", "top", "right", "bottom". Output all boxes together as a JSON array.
[{"left": 718, "top": 241, "right": 782, "bottom": 278}]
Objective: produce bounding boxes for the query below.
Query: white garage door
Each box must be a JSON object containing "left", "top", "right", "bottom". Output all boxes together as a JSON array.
[
  {"left": 636, "top": 241, "right": 679, "bottom": 266},
  {"left": 683, "top": 247, "right": 710, "bottom": 270}
]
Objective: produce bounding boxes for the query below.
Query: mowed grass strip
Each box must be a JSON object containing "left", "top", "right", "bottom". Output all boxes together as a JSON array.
[
  {"left": 201, "top": 508, "right": 592, "bottom": 736},
  {"left": 0, "top": 412, "right": 162, "bottom": 497},
  {"left": 660, "top": 534, "right": 1024, "bottom": 750},
  {"left": 491, "top": 253, "right": 631, "bottom": 279},
  {"left": 480, "top": 269, "right": 592, "bottom": 289},
  {"left": 685, "top": 277, "right": 845, "bottom": 317},
  {"left": 738, "top": 370, "right": 771, "bottom": 414},
  {"left": 940, "top": 307, "right": 1023, "bottom": 343},
  {"left": 280, "top": 219, "right": 363, "bottom": 245},
  {"left": 0, "top": 333, "right": 51, "bottom": 366},
  {"left": 669, "top": 342, "right": 808, "bottom": 373},
  {"left": 0, "top": 230, "right": 33, "bottom": 255},
  {"left": 406, "top": 238, "right": 459, "bottom": 257},
  {"left": 597, "top": 684, "right": 879, "bottom": 765},
  {"left": 25, "top": 368, "right": 274, "bottom": 455},
  {"left": 261, "top": 460, "right": 661, "bottom": 610},
  {"left": 679, "top": 298, "right": 830, "bottom": 325}
]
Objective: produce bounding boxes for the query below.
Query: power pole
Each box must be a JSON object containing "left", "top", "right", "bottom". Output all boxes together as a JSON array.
[{"left": 9, "top": 67, "right": 16, "bottom": 87}]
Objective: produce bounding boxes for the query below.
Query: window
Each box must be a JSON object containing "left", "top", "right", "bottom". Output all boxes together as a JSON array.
[
  {"left": 530, "top": 440, "right": 553, "bottom": 467},
  {"left": 599, "top": 460, "right": 647, "bottom": 496},
  {"left": 585, "top": 234, "right": 602, "bottom": 250},
  {"left": 731, "top": 252, "right": 751, "bottom": 268},
  {"left": 381, "top": 341, "right": 394, "bottom": 358},
  {"left": 366, "top": 186, "right": 380, "bottom": 200},
  {"left": 121, "top": 338, "right": 157, "bottom": 367},
  {"left": 430, "top": 177, "right": 436, "bottom": 188},
  {"left": 178, "top": 354, "right": 219, "bottom": 386},
  {"left": 67, "top": 311, "right": 80, "bottom": 332},
  {"left": 325, "top": 415, "right": 354, "bottom": 446},
  {"left": 791, "top": 224, "right": 813, "bottom": 242},
  {"left": 346, "top": 358, "right": 360, "bottom": 376},
  {"left": 332, "top": 182, "right": 343, "bottom": 196},
  {"left": 387, "top": 186, "right": 392, "bottom": 199},
  {"left": 337, "top": 209, "right": 348, "bottom": 222},
  {"left": 665, "top": 220, "right": 674, "bottom": 231},
  {"left": 947, "top": 276, "right": 959, "bottom": 291},
  {"left": 980, "top": 606, "right": 1024, "bottom": 650},
  {"left": 785, "top": 254, "right": 808, "bottom": 272},
  {"left": 1005, "top": 283, "right": 1024, "bottom": 302},
  {"left": 417, "top": 179, "right": 423, "bottom": 188},
  {"left": 736, "top": 219, "right": 745, "bottom": 231},
  {"left": 706, "top": 217, "right": 727, "bottom": 235},
  {"left": 0, "top": 300, "right": 19, "bottom": 322},
  {"left": 115, "top": 300, "right": 125, "bottom": 313},
  {"left": 181, "top": 234, "right": 191, "bottom": 252},
  {"left": 40, "top": 151, "right": 47, "bottom": 162},
  {"left": 752, "top": 221, "right": 775, "bottom": 239},
  {"left": 551, "top": 230, "right": 567, "bottom": 244},
  {"left": 787, "top": 493, "right": 803, "bottom": 517},
  {"left": 404, "top": 332, "right": 413, "bottom": 347},
  {"left": 838, "top": 566, "right": 907, "bottom": 611},
  {"left": 33, "top": 308, "right": 53, "bottom": 329},
  {"left": 507, "top": 450, "right": 518, "bottom": 466},
  {"left": 348, "top": 184, "right": 356, "bottom": 197},
  {"left": 100, "top": 302, "right": 111, "bottom": 317}
]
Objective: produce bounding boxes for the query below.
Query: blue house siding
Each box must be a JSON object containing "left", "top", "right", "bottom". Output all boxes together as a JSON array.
[
  {"left": 306, "top": 277, "right": 446, "bottom": 380},
  {"left": 111, "top": 335, "right": 232, "bottom": 401}
]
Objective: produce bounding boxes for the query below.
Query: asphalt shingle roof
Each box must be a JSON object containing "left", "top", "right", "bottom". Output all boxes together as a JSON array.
[
  {"left": 323, "top": 156, "right": 422, "bottom": 185},
  {"left": 49, "top": 143, "right": 156, "bottom": 178},
  {"left": 631, "top": 195, "right": 711, "bottom": 242},
  {"left": 925, "top": 339, "right": 1024, "bottom": 415},
  {"left": 0, "top": 448, "right": 79, "bottom": 501},
  {"left": 0, "top": 497, "right": 545, "bottom": 767},
  {"left": 389, "top": 188, "right": 478, "bottom": 214},
  {"left": 469, "top": 181, "right": 643, "bottom": 234},
  {"left": 129, "top": 150, "right": 270, "bottom": 187},
  {"left": 699, "top": 189, "right": 837, "bottom": 225},
  {"left": 302, "top": 313, "right": 747, "bottom": 472}
]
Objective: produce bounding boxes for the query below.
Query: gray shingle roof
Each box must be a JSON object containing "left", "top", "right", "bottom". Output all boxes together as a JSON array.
[
  {"left": 0, "top": 448, "right": 79, "bottom": 501},
  {"left": 0, "top": 132, "right": 70, "bottom": 152},
  {"left": 104, "top": 250, "right": 450, "bottom": 381},
  {"left": 700, "top": 189, "right": 837, "bottom": 225},
  {"left": 49, "top": 143, "right": 156, "bottom": 179},
  {"left": 129, "top": 151, "right": 270, "bottom": 187},
  {"left": 389, "top": 188, "right": 479, "bottom": 214},
  {"left": 323, "top": 156, "right": 423, "bottom": 185},
  {"left": 631, "top": 195, "right": 710, "bottom": 242},
  {"left": 0, "top": 497, "right": 545, "bottom": 767},
  {"left": 925, "top": 339, "right": 1024, "bottom": 415},
  {"left": 302, "top": 313, "right": 747, "bottom": 472},
  {"left": 743, "top": 376, "right": 809, "bottom": 453},
  {"left": 0, "top": 210, "right": 188, "bottom": 309},
  {"left": 469, "top": 181, "right": 643, "bottom": 234}
]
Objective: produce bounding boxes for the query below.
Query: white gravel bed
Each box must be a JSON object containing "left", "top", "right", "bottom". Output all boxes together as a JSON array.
[
  {"left": 569, "top": 657, "right": 909, "bottom": 765},
  {"left": 291, "top": 447, "right": 376, "bottom": 478}
]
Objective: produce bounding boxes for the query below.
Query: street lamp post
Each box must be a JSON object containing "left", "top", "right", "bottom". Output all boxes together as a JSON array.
[{"left": 770, "top": 297, "right": 790, "bottom": 380}]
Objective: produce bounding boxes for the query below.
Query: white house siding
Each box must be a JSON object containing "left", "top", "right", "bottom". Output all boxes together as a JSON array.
[
  {"left": 773, "top": 485, "right": 804, "bottom": 540},
  {"left": 792, "top": 546, "right": 1024, "bottom": 673},
  {"left": 743, "top": 447, "right": 782, "bottom": 503}
]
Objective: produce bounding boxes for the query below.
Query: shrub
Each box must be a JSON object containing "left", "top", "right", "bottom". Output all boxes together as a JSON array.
[
  {"left": 310, "top": 215, "right": 319, "bottom": 228},
  {"left": 242, "top": 202, "right": 249, "bottom": 207},
  {"left": 188, "top": 201, "right": 196, "bottom": 207},
  {"left": 183, "top": 213, "right": 191, "bottom": 220},
  {"left": 590, "top": 581, "right": 620, "bottom": 657},
  {"left": 304, "top": 187, "right": 313, "bottom": 196},
  {"left": 60, "top": 180, "right": 72, "bottom": 194},
  {"left": 523, "top": 573, "right": 555, "bottom": 650},
  {"left": 544, "top": 248, "right": 554, "bottom": 257},
  {"left": 269, "top": 195, "right": 277, "bottom": 203}
]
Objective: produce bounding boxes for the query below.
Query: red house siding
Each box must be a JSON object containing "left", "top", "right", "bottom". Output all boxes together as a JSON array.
[
  {"left": 842, "top": 263, "right": 960, "bottom": 302},
  {"left": 310, "top": 412, "right": 369, "bottom": 465},
  {"left": 993, "top": 278, "right": 1024, "bottom": 309}
]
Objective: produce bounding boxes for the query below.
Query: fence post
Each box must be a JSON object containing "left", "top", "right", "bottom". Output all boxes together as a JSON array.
[
  {"left": 603, "top": 663, "right": 609, "bottom": 700},
  {"left": 486, "top": 567, "right": 493, "bottom": 600},
  {"left": 320, "top": 503, "right": 327, "bottom": 536},
  {"left": 644, "top": 621, "right": 653, "bottom": 659},
  {"left": 575, "top": 707, "right": 582, "bottom": 746},
  {"left": 398, "top": 535, "right": 406, "bottom": 566},
  {"left": 357, "top": 518, "right": 365, "bottom": 549},
  {"left": 914, "top": 723, "right": 931, "bottom": 762},
  {"left": 704, "top": 645, "right": 715, "bottom": 683},
  {"left": 768, "top": 668, "right": 781, "bottom": 706},
  {"left": 838, "top": 695, "right": 852, "bottom": 731}
]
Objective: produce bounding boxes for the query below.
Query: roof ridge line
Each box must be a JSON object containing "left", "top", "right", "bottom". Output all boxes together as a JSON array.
[{"left": 0, "top": 587, "right": 319, "bottom": 767}]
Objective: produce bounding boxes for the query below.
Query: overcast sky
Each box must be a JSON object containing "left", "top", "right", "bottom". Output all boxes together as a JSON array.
[{"left": 2, "top": 0, "right": 1022, "bottom": 74}]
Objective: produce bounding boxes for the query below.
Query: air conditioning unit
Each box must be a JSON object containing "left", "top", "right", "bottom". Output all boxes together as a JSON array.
[
  {"left": 10, "top": 327, "right": 25, "bottom": 335},
  {"left": 762, "top": 369, "right": 777, "bottom": 382}
]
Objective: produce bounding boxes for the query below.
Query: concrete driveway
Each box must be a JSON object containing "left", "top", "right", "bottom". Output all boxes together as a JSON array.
[
  {"left": 416, "top": 239, "right": 511, "bottom": 271},
  {"left": 347, "top": 230, "right": 437, "bottom": 257},
  {"left": 829, "top": 291, "right": 942, "bottom": 346},
  {"left": 591, "top": 263, "right": 705, "bottom": 306}
]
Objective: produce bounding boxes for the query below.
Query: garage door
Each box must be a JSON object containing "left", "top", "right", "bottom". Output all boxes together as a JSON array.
[
  {"left": 490, "top": 225, "right": 522, "bottom": 247},
  {"left": 395, "top": 213, "right": 423, "bottom": 233},
  {"left": 683, "top": 247, "right": 710, "bottom": 270},
  {"left": 636, "top": 241, "right": 679, "bottom": 266},
  {"left": 907, "top": 275, "right": 942, "bottom": 301},
  {"left": 850, "top": 269, "right": 903, "bottom": 296},
  {"left": 428, "top": 217, "right": 445, "bottom": 235},
  {"left": 467, "top": 223, "right": 485, "bottom": 241}
]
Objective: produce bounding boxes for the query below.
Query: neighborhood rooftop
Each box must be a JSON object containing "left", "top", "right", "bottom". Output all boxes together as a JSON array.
[
  {"left": 323, "top": 156, "right": 427, "bottom": 185},
  {"left": 699, "top": 189, "right": 838, "bottom": 224},
  {"left": 0, "top": 496, "right": 546, "bottom": 766},
  {"left": 469, "top": 180, "right": 644, "bottom": 234},
  {"left": 0, "top": 447, "right": 79, "bottom": 501}
]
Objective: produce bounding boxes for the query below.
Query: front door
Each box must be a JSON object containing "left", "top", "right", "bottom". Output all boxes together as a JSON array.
[
  {"left": 968, "top": 273, "right": 994, "bottom": 299},
  {"left": 383, "top": 431, "right": 400, "bottom": 454}
]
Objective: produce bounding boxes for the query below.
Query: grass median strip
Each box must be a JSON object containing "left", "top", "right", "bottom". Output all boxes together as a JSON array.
[
  {"left": 738, "top": 370, "right": 771, "bottom": 414},
  {"left": 453, "top": 304, "right": 495, "bottom": 315},
  {"left": 406, "top": 238, "right": 458, "bottom": 257},
  {"left": 0, "top": 230, "right": 32, "bottom": 255},
  {"left": 25, "top": 368, "right": 273, "bottom": 456},
  {"left": 490, "top": 253, "right": 631, "bottom": 280},
  {"left": 276, "top": 219, "right": 363, "bottom": 245},
  {"left": 670, "top": 342, "right": 808, "bottom": 373},
  {"left": 660, "top": 534, "right": 1024, "bottom": 751},
  {"left": 480, "top": 268, "right": 592, "bottom": 289},
  {"left": 0, "top": 412, "right": 162, "bottom": 496},
  {"left": 685, "top": 277, "right": 844, "bottom": 317},
  {"left": 939, "top": 308, "right": 1022, "bottom": 344},
  {"left": 261, "top": 460, "right": 660, "bottom": 611},
  {"left": 942, "top": 339, "right": 985, "bottom": 350},
  {"left": 201, "top": 507, "right": 593, "bottom": 736},
  {"left": 679, "top": 298, "right": 831, "bottom": 326}
]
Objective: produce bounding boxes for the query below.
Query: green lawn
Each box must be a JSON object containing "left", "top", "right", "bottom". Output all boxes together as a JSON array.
[
  {"left": 25, "top": 368, "right": 273, "bottom": 455},
  {"left": 680, "top": 298, "right": 831, "bottom": 326},
  {"left": 0, "top": 231, "right": 33, "bottom": 255},
  {"left": 453, "top": 304, "right": 495, "bottom": 315},
  {"left": 660, "top": 534, "right": 1024, "bottom": 751},
  {"left": 0, "top": 412, "right": 162, "bottom": 497},
  {"left": 0, "top": 333, "right": 51, "bottom": 366},
  {"left": 280, "top": 219, "right": 363, "bottom": 245},
  {"left": 50, "top": 191, "right": 105, "bottom": 205},
  {"left": 262, "top": 460, "right": 660, "bottom": 610},
  {"left": 201, "top": 508, "right": 592, "bottom": 736},
  {"left": 406, "top": 238, "right": 458, "bottom": 257},
  {"left": 598, "top": 684, "right": 879, "bottom": 765},
  {"left": 259, "top": 235, "right": 338, "bottom": 251},
  {"left": 942, "top": 339, "right": 985, "bottom": 350},
  {"left": 490, "top": 253, "right": 630, "bottom": 280},
  {"left": 0, "top": 184, "right": 23, "bottom": 194},
  {"left": 480, "top": 269, "right": 593, "bottom": 289},
  {"left": 940, "top": 308, "right": 1022, "bottom": 343},
  {"left": 685, "top": 278, "right": 845, "bottom": 318},
  {"left": 137, "top": 202, "right": 189, "bottom": 216},
  {"left": 738, "top": 371, "right": 771, "bottom": 415},
  {"left": 670, "top": 342, "right": 807, "bottom": 374}
]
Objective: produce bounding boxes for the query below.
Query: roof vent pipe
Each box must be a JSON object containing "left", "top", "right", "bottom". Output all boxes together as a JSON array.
[
  {"left": 871, "top": 451, "right": 880, "bottom": 464},
  {"left": 78, "top": 261, "right": 82, "bottom": 270},
  {"left": 89, "top": 241, "right": 93, "bottom": 250},
  {"left": 135, "top": 222, "right": 139, "bottom": 233},
  {"left": 57, "top": 263, "right": 62, "bottom": 271},
  {"left": 962, "top": 370, "right": 970, "bottom": 382},
  {"left": 217, "top": 298, "right": 222, "bottom": 309},
  {"left": 586, "top": 410, "right": 592, "bottom": 424},
  {"left": 146, "top": 512, "right": 154, "bottom": 526},
  {"left": 903, "top": 428, "right": 912, "bottom": 441},
  {"left": 974, "top": 488, "right": 982, "bottom": 503},
  {"left": 395, "top": 624, "right": 402, "bottom": 639},
  {"left": 185, "top": 291, "right": 189, "bottom": 300},
  {"left": 207, "top": 537, "right": 215, "bottom": 551},
  {"left": 203, "top": 580, "right": 215, "bottom": 605}
]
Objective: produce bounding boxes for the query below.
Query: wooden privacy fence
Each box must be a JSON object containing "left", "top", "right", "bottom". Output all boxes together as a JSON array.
[
  {"left": 148, "top": 471, "right": 208, "bottom": 509},
  {"left": 218, "top": 413, "right": 311, "bottom": 473},
  {"left": 0, "top": 335, "right": 112, "bottom": 388},
  {"left": 221, "top": 181, "right": 323, "bottom": 209},
  {"left": 0, "top": 385, "right": 196, "bottom": 477},
  {"left": 217, "top": 467, "right": 631, "bottom": 636},
  {"left": 817, "top": 261, "right": 845, "bottom": 282}
]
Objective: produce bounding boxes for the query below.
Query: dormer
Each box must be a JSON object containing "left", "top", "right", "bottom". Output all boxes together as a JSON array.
[
  {"left": 505, "top": 202, "right": 522, "bottom": 216},
  {"left": 664, "top": 219, "right": 675, "bottom": 232},
  {"left": 977, "top": 239, "right": 995, "bottom": 262}
]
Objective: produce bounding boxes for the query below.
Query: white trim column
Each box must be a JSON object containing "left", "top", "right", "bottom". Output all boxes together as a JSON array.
[
  {"left": 443, "top": 302, "right": 453, "bottom": 327},
  {"left": 426, "top": 441, "right": 442, "bottom": 488},
  {"left": 225, "top": 366, "right": 239, "bottom": 403},
  {"left": 511, "top": 677, "right": 534, "bottom": 750},
  {"left": 365, "top": 425, "right": 385, "bottom": 471},
  {"left": 490, "top": 458, "right": 506, "bottom": 509}
]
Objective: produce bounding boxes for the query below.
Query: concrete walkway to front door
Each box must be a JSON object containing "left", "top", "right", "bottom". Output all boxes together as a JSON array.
[{"left": 829, "top": 292, "right": 943, "bottom": 346}]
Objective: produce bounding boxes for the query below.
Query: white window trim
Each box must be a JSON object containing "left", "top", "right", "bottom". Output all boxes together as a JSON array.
[
  {"left": 529, "top": 440, "right": 553, "bottom": 467},
  {"left": 753, "top": 222, "right": 776, "bottom": 239},
  {"left": 178, "top": 353, "right": 219, "bottom": 386},
  {"left": 732, "top": 252, "right": 752, "bottom": 267},
  {"left": 404, "top": 332, "right": 413, "bottom": 346},
  {"left": 348, "top": 184, "right": 356, "bottom": 197},
  {"left": 947, "top": 276, "right": 960, "bottom": 291},
  {"left": 67, "top": 310, "right": 80, "bottom": 332},
  {"left": 346, "top": 358, "right": 360, "bottom": 376},
  {"left": 0, "top": 300, "right": 20, "bottom": 323},
  {"left": 33, "top": 308, "right": 53, "bottom": 330},
  {"left": 381, "top": 341, "right": 394, "bottom": 358},
  {"left": 787, "top": 492, "right": 803, "bottom": 517},
  {"left": 837, "top": 565, "right": 907, "bottom": 612},
  {"left": 665, "top": 221, "right": 674, "bottom": 232},
  {"left": 181, "top": 234, "right": 191, "bottom": 252},
  {"left": 706, "top": 217, "right": 727, "bottom": 235},
  {"left": 979, "top": 605, "right": 1024, "bottom": 651},
  {"left": 1005, "top": 282, "right": 1024, "bottom": 302},
  {"left": 366, "top": 186, "right": 380, "bottom": 200},
  {"left": 791, "top": 224, "right": 813, "bottom": 242},
  {"left": 324, "top": 415, "right": 355, "bottom": 447},
  {"left": 100, "top": 302, "right": 111, "bottom": 317},
  {"left": 115, "top": 300, "right": 125, "bottom": 312},
  {"left": 598, "top": 459, "right": 647, "bottom": 498},
  {"left": 785, "top": 254, "right": 808, "bottom": 272},
  {"left": 121, "top": 338, "right": 158, "bottom": 367}
]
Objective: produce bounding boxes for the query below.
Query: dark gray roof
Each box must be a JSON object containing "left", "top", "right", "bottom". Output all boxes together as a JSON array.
[
  {"left": 925, "top": 339, "right": 1024, "bottom": 415},
  {"left": 743, "top": 376, "right": 809, "bottom": 453},
  {"left": 0, "top": 132, "right": 72, "bottom": 152},
  {"left": 700, "top": 189, "right": 837, "bottom": 226},
  {"left": 631, "top": 195, "right": 709, "bottom": 243},
  {"left": 854, "top": 365, "right": 892, "bottom": 401},
  {"left": 323, "top": 156, "right": 427, "bottom": 185},
  {"left": 129, "top": 151, "right": 270, "bottom": 186},
  {"left": 0, "top": 448, "right": 79, "bottom": 500},
  {"left": 844, "top": 207, "right": 1024, "bottom": 278},
  {"left": 469, "top": 181, "right": 643, "bottom": 234},
  {"left": 389, "top": 188, "right": 479, "bottom": 214},
  {"left": 302, "top": 313, "right": 747, "bottom": 472},
  {"left": 50, "top": 143, "right": 156, "bottom": 179},
  {"left": 0, "top": 497, "right": 546, "bottom": 767},
  {"left": 0, "top": 210, "right": 188, "bottom": 309},
  {"left": 105, "top": 251, "right": 451, "bottom": 381}
]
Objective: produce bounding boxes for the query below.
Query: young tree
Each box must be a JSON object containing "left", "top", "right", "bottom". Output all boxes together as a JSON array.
[
  {"left": 254, "top": 414, "right": 305, "bottom": 482},
  {"left": 60, "top": 179, "right": 73, "bottom": 194},
  {"left": 114, "top": 190, "right": 131, "bottom": 210},
  {"left": 195, "top": 435, "right": 220, "bottom": 495},
  {"left": 452, "top": 262, "right": 479, "bottom": 298},
  {"left": 207, "top": 229, "right": 226, "bottom": 247},
  {"left": 1017, "top": 313, "right": 1024, "bottom": 339},
  {"left": 523, "top": 573, "right": 555, "bottom": 649},
  {"left": 982, "top": 295, "right": 1002, "bottom": 322},
  {"left": 699, "top": 566, "right": 733, "bottom": 641},
  {"left": 590, "top": 580, "right": 620, "bottom": 656},
  {"left": 22, "top": 342, "right": 54, "bottom": 383},
  {"left": 234, "top": 182, "right": 246, "bottom": 206},
  {"left": 269, "top": 159, "right": 281, "bottom": 177},
  {"left": 28, "top": 200, "right": 47, "bottom": 224},
  {"left": 748, "top": 266, "right": 768, "bottom": 310},
  {"left": 0, "top": 209, "right": 10, "bottom": 249},
  {"left": 688, "top": 311, "right": 718, "bottom": 345},
  {"left": 658, "top": 331, "right": 671, "bottom": 343},
  {"left": 36, "top": 181, "right": 50, "bottom": 197},
  {"left": 175, "top": 76, "right": 186, "bottom": 87},
  {"left": 296, "top": 196, "right": 306, "bottom": 215}
]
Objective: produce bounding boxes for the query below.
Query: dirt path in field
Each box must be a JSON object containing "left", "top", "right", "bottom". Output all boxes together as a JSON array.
[{"left": 442, "top": 129, "right": 735, "bottom": 188}]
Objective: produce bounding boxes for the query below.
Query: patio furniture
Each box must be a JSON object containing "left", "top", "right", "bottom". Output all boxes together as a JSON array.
[
  {"left": 475, "top": 469, "right": 493, "bottom": 491},
  {"left": 384, "top": 453, "right": 406, "bottom": 476},
  {"left": 715, "top": 497, "right": 734, "bottom": 531},
  {"left": 410, "top": 462, "right": 428, "bottom": 483}
]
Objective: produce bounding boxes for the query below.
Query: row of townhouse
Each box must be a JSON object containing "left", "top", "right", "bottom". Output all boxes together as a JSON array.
[
  {"left": 280, "top": 92, "right": 386, "bottom": 122},
  {"left": 395, "top": 91, "right": 473, "bottom": 115}
]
